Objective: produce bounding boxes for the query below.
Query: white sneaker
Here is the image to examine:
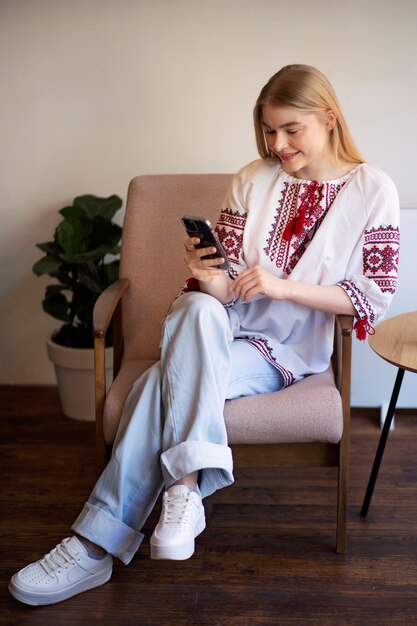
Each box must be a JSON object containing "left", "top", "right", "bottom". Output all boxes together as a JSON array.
[
  {"left": 150, "top": 485, "right": 206, "bottom": 560},
  {"left": 9, "top": 537, "right": 113, "bottom": 606}
]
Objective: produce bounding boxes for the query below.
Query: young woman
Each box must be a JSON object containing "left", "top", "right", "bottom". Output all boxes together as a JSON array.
[{"left": 9, "top": 64, "right": 400, "bottom": 606}]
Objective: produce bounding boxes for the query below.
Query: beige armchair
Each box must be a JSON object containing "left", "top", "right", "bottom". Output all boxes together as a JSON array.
[{"left": 93, "top": 174, "right": 353, "bottom": 554}]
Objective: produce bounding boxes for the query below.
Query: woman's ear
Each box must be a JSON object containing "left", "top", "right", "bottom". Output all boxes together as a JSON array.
[{"left": 325, "top": 109, "right": 337, "bottom": 130}]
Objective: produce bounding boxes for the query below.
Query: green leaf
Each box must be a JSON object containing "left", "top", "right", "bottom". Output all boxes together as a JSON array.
[
  {"left": 103, "top": 260, "right": 120, "bottom": 286},
  {"left": 54, "top": 268, "right": 75, "bottom": 286},
  {"left": 32, "top": 255, "right": 62, "bottom": 276},
  {"left": 104, "top": 260, "right": 120, "bottom": 284},
  {"left": 52, "top": 324, "right": 94, "bottom": 349},
  {"left": 57, "top": 219, "right": 90, "bottom": 255},
  {"left": 78, "top": 272, "right": 102, "bottom": 293},
  {"left": 73, "top": 194, "right": 122, "bottom": 220},
  {"left": 59, "top": 244, "right": 121, "bottom": 264},
  {"left": 91, "top": 217, "right": 122, "bottom": 250},
  {"left": 45, "top": 284, "right": 69, "bottom": 297},
  {"left": 42, "top": 291, "right": 71, "bottom": 322},
  {"left": 36, "top": 241, "right": 56, "bottom": 254},
  {"left": 59, "top": 205, "right": 89, "bottom": 221},
  {"left": 71, "top": 283, "right": 96, "bottom": 319}
]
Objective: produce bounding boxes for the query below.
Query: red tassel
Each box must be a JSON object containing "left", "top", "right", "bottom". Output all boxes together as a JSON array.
[
  {"left": 182, "top": 277, "right": 201, "bottom": 293},
  {"left": 354, "top": 317, "right": 375, "bottom": 341},
  {"left": 293, "top": 208, "right": 308, "bottom": 235},
  {"left": 282, "top": 208, "right": 308, "bottom": 241},
  {"left": 282, "top": 216, "right": 296, "bottom": 241}
]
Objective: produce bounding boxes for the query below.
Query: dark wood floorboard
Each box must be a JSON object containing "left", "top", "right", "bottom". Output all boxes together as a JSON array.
[{"left": 1, "top": 386, "right": 417, "bottom": 625}]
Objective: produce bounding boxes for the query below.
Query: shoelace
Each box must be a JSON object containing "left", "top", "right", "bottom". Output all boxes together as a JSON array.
[
  {"left": 40, "top": 539, "right": 80, "bottom": 576},
  {"left": 162, "top": 493, "right": 193, "bottom": 525}
]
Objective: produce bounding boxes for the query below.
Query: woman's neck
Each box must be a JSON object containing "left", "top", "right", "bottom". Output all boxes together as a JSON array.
[{"left": 291, "top": 159, "right": 356, "bottom": 182}]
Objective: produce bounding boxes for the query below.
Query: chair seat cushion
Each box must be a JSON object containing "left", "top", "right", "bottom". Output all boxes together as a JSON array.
[
  {"left": 104, "top": 359, "right": 343, "bottom": 446},
  {"left": 224, "top": 367, "right": 343, "bottom": 444}
]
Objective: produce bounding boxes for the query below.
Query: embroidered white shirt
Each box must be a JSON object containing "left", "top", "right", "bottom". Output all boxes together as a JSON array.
[{"left": 214, "top": 158, "right": 400, "bottom": 385}]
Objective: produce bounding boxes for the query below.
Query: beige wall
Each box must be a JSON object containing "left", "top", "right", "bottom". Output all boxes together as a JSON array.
[{"left": 1, "top": 0, "right": 417, "bottom": 384}]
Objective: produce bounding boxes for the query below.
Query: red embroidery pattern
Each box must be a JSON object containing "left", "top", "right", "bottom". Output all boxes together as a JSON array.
[
  {"left": 282, "top": 180, "right": 323, "bottom": 240},
  {"left": 363, "top": 226, "right": 400, "bottom": 294},
  {"left": 337, "top": 280, "right": 376, "bottom": 324},
  {"left": 215, "top": 207, "right": 246, "bottom": 264},
  {"left": 236, "top": 336, "right": 294, "bottom": 387},
  {"left": 264, "top": 179, "right": 346, "bottom": 274}
]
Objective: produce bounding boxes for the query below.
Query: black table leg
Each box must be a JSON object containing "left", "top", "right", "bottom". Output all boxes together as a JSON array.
[{"left": 360, "top": 367, "right": 405, "bottom": 518}]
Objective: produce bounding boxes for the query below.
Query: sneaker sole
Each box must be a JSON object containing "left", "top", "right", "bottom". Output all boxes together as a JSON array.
[
  {"left": 150, "top": 512, "right": 206, "bottom": 561},
  {"left": 8, "top": 565, "right": 112, "bottom": 606}
]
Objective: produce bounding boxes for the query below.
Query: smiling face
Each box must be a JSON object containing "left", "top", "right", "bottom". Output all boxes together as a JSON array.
[{"left": 262, "top": 104, "right": 337, "bottom": 181}]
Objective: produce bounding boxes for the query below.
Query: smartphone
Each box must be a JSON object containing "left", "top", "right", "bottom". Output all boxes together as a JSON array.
[{"left": 181, "top": 215, "right": 231, "bottom": 271}]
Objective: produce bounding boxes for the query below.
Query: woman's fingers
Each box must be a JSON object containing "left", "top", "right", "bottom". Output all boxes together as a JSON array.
[
  {"left": 232, "top": 266, "right": 272, "bottom": 301},
  {"left": 232, "top": 267, "right": 287, "bottom": 302},
  {"left": 183, "top": 238, "right": 225, "bottom": 281},
  {"left": 183, "top": 237, "right": 219, "bottom": 260},
  {"left": 232, "top": 269, "right": 255, "bottom": 298},
  {"left": 183, "top": 236, "right": 199, "bottom": 253},
  {"left": 233, "top": 276, "right": 258, "bottom": 301}
]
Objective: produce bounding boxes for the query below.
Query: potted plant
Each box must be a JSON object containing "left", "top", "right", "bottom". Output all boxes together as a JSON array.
[{"left": 32, "top": 194, "right": 123, "bottom": 421}]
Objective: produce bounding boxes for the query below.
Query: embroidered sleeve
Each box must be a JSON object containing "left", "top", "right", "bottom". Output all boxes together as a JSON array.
[
  {"left": 362, "top": 225, "right": 400, "bottom": 294},
  {"left": 338, "top": 223, "right": 400, "bottom": 340},
  {"left": 213, "top": 169, "right": 249, "bottom": 277},
  {"left": 337, "top": 172, "right": 400, "bottom": 341},
  {"left": 338, "top": 224, "right": 399, "bottom": 323},
  {"left": 338, "top": 221, "right": 400, "bottom": 332},
  {"left": 215, "top": 207, "right": 246, "bottom": 277}
]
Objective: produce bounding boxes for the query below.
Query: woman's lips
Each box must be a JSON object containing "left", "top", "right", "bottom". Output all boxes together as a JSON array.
[{"left": 280, "top": 152, "right": 299, "bottom": 162}]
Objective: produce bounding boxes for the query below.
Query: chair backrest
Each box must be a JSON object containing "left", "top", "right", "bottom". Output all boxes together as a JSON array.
[{"left": 120, "top": 174, "right": 233, "bottom": 362}]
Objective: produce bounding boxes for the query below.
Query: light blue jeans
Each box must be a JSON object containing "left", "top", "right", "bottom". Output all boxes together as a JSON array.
[{"left": 72, "top": 292, "right": 284, "bottom": 564}]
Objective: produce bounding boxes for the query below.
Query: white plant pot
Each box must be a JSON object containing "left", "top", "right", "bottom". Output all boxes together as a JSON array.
[{"left": 46, "top": 338, "right": 113, "bottom": 422}]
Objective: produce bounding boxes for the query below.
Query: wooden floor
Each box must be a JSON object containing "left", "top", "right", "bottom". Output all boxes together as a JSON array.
[{"left": 1, "top": 387, "right": 417, "bottom": 625}]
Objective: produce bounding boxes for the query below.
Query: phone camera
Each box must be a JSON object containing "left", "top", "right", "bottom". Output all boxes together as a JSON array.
[{"left": 187, "top": 221, "right": 199, "bottom": 233}]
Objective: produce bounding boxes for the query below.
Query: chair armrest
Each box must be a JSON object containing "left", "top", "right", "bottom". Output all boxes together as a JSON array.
[
  {"left": 336, "top": 314, "right": 354, "bottom": 338},
  {"left": 93, "top": 278, "right": 130, "bottom": 338},
  {"left": 334, "top": 314, "right": 353, "bottom": 397},
  {"left": 94, "top": 278, "right": 129, "bottom": 472}
]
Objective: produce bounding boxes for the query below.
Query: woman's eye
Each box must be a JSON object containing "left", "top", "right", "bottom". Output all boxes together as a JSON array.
[
  {"left": 287, "top": 130, "right": 298, "bottom": 135},
  {"left": 264, "top": 129, "right": 275, "bottom": 135}
]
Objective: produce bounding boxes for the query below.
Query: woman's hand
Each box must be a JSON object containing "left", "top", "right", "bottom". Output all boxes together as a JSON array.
[
  {"left": 183, "top": 237, "right": 226, "bottom": 283},
  {"left": 232, "top": 266, "right": 290, "bottom": 303}
]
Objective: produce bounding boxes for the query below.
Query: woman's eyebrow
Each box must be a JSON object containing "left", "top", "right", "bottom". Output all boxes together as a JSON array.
[
  {"left": 262, "top": 121, "right": 302, "bottom": 129},
  {"left": 280, "top": 121, "right": 302, "bottom": 128}
]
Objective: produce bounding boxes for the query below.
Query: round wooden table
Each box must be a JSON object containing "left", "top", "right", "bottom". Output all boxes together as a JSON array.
[{"left": 361, "top": 311, "right": 417, "bottom": 517}]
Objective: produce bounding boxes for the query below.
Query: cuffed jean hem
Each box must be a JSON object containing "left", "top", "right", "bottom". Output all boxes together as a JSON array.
[
  {"left": 160, "top": 441, "right": 234, "bottom": 498},
  {"left": 71, "top": 502, "right": 144, "bottom": 565}
]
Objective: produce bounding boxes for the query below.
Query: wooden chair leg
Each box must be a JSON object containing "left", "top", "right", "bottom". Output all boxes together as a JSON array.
[
  {"left": 94, "top": 334, "right": 108, "bottom": 476},
  {"left": 336, "top": 440, "right": 348, "bottom": 553}
]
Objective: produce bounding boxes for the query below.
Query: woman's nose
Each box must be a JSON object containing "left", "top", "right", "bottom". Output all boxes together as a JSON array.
[{"left": 273, "top": 132, "right": 287, "bottom": 153}]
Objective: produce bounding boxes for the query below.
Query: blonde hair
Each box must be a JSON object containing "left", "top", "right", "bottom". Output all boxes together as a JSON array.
[{"left": 253, "top": 64, "right": 364, "bottom": 164}]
